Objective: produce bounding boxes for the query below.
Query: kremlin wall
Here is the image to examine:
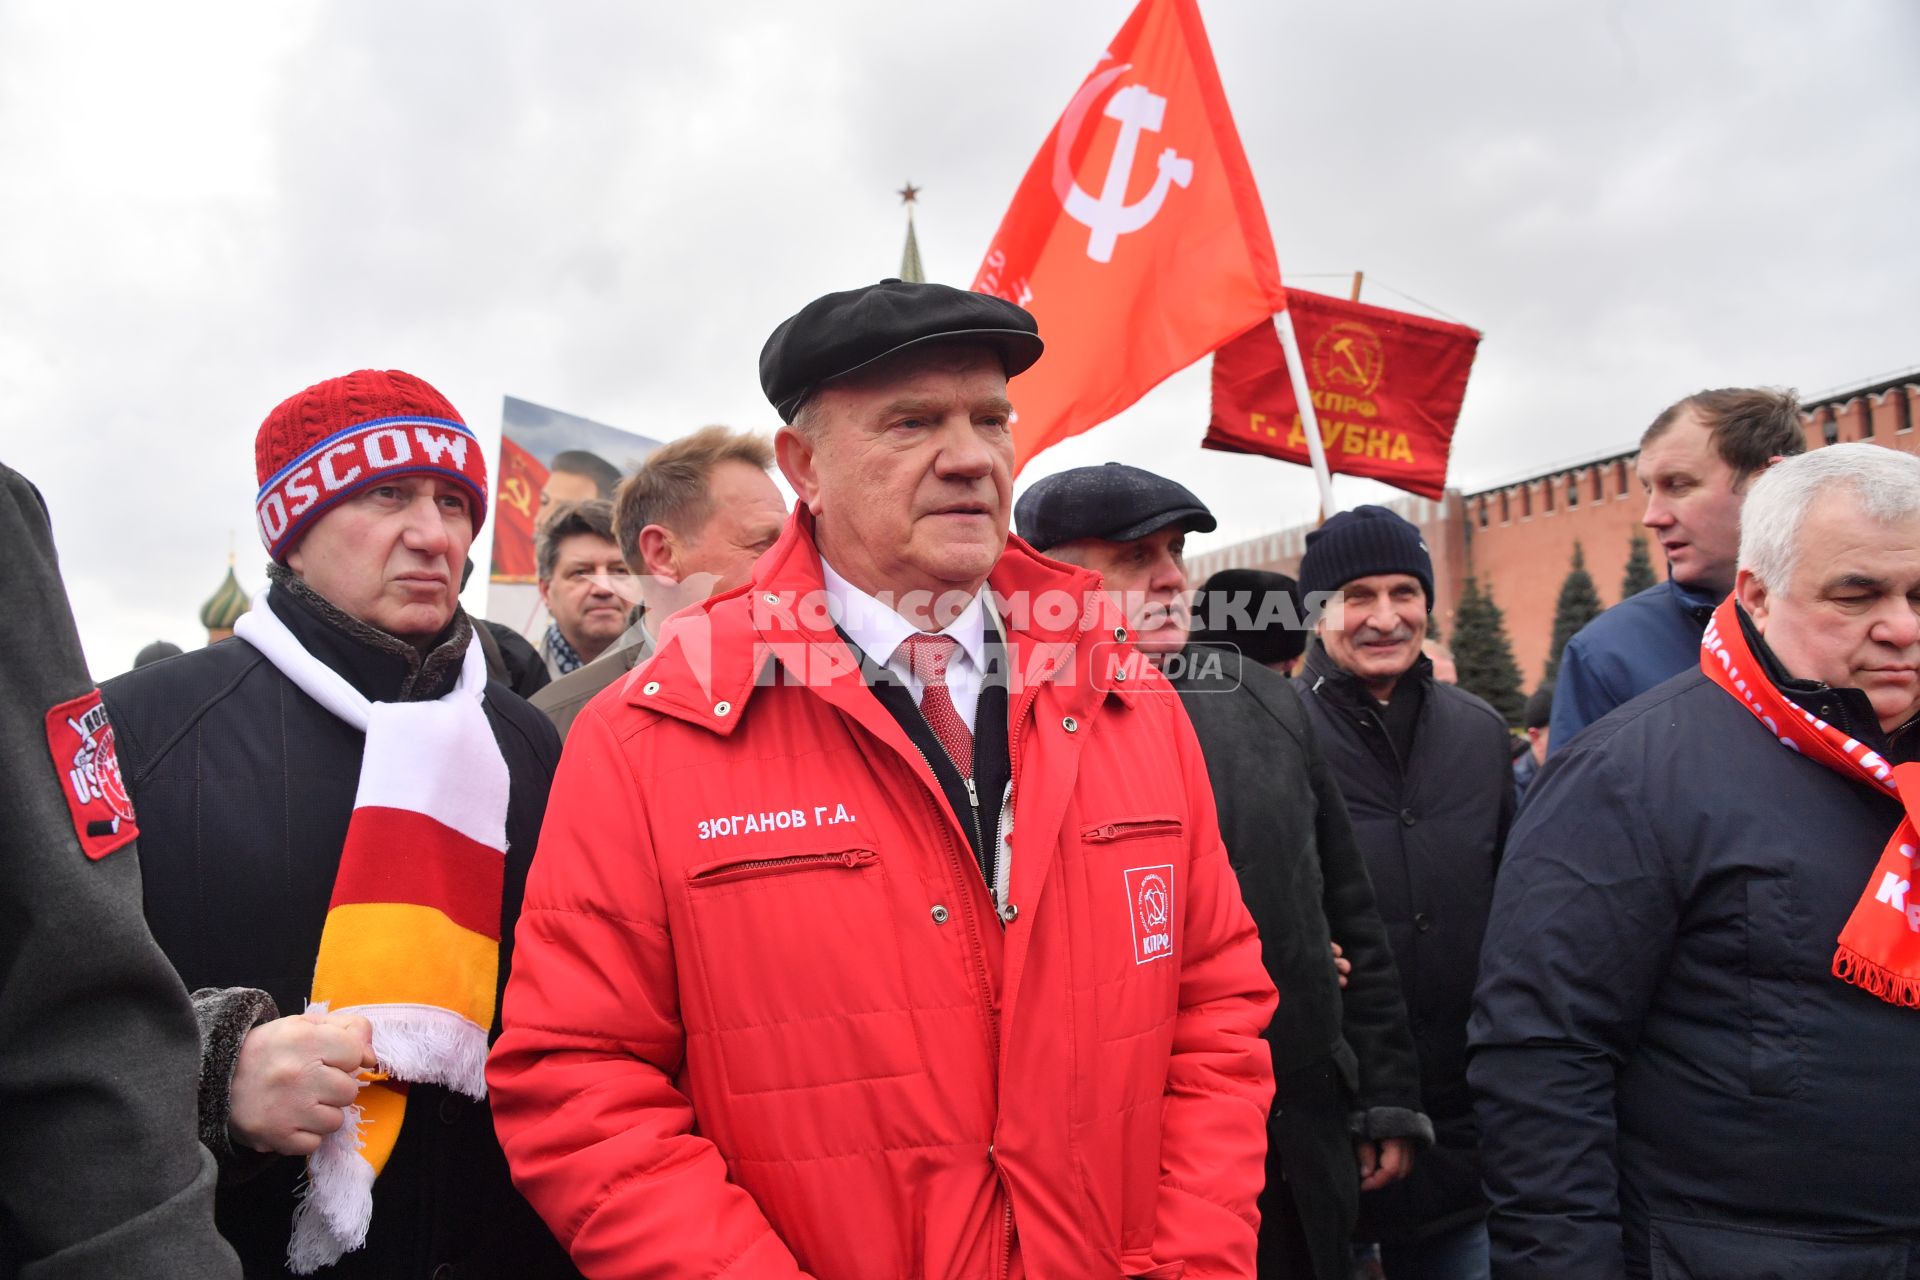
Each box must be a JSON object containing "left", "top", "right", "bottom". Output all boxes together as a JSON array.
[{"left": 1187, "top": 369, "right": 1920, "bottom": 687}]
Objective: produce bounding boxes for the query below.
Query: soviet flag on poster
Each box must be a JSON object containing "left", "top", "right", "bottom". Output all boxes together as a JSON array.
[
  {"left": 484, "top": 397, "right": 662, "bottom": 635},
  {"left": 491, "top": 435, "right": 546, "bottom": 582},
  {"left": 1205, "top": 290, "right": 1481, "bottom": 501},
  {"left": 972, "top": 0, "right": 1289, "bottom": 474}
]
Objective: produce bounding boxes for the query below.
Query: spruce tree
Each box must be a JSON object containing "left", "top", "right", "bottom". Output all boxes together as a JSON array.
[
  {"left": 1545, "top": 541, "right": 1606, "bottom": 681},
  {"left": 1451, "top": 576, "right": 1526, "bottom": 727},
  {"left": 1621, "top": 530, "right": 1657, "bottom": 598}
]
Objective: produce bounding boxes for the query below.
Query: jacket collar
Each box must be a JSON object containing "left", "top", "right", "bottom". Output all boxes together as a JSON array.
[
  {"left": 632, "top": 507, "right": 1132, "bottom": 734},
  {"left": 1735, "top": 603, "right": 1917, "bottom": 763},
  {"left": 266, "top": 563, "right": 470, "bottom": 703},
  {"left": 1300, "top": 639, "right": 1433, "bottom": 711},
  {"left": 1669, "top": 576, "right": 1724, "bottom": 624}
]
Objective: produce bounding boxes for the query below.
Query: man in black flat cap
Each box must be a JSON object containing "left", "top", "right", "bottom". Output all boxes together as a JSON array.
[
  {"left": 490, "top": 281, "right": 1279, "bottom": 1278},
  {"left": 1020, "top": 463, "right": 1427, "bottom": 1280}
]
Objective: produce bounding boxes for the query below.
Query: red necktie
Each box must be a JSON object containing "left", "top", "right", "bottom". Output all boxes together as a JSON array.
[{"left": 902, "top": 634, "right": 973, "bottom": 779}]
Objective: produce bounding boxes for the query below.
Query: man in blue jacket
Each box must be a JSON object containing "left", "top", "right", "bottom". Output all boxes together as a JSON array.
[
  {"left": 1471, "top": 443, "right": 1920, "bottom": 1279},
  {"left": 1549, "top": 386, "right": 1803, "bottom": 754}
]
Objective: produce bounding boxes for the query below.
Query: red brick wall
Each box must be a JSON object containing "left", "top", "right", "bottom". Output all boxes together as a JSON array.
[{"left": 1457, "top": 460, "right": 1647, "bottom": 683}]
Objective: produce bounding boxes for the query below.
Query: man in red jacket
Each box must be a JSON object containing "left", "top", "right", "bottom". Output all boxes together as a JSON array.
[{"left": 488, "top": 280, "right": 1278, "bottom": 1279}]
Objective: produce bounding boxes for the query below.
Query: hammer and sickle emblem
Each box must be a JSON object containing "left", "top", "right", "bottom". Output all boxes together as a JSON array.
[
  {"left": 1314, "top": 322, "right": 1386, "bottom": 396},
  {"left": 501, "top": 476, "right": 534, "bottom": 518},
  {"left": 1331, "top": 337, "right": 1369, "bottom": 386},
  {"left": 1057, "top": 73, "right": 1194, "bottom": 264},
  {"left": 1138, "top": 875, "right": 1170, "bottom": 929}
]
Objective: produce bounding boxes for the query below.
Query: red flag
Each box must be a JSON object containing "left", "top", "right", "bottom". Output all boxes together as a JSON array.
[
  {"left": 488, "top": 436, "right": 547, "bottom": 583},
  {"left": 1205, "top": 291, "right": 1481, "bottom": 501},
  {"left": 973, "top": 0, "right": 1287, "bottom": 474}
]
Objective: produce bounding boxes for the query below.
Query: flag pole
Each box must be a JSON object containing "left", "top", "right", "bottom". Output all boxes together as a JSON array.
[{"left": 1273, "top": 309, "right": 1336, "bottom": 518}]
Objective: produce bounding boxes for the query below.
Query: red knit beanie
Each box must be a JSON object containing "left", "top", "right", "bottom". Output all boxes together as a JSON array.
[{"left": 253, "top": 370, "right": 489, "bottom": 563}]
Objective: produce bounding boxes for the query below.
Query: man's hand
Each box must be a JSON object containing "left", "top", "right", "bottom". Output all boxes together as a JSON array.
[
  {"left": 1355, "top": 1137, "right": 1414, "bottom": 1192},
  {"left": 1331, "top": 940, "right": 1351, "bottom": 989},
  {"left": 228, "top": 1013, "right": 376, "bottom": 1156}
]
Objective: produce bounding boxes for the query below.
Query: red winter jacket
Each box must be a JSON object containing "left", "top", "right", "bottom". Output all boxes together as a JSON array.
[{"left": 487, "top": 512, "right": 1277, "bottom": 1280}]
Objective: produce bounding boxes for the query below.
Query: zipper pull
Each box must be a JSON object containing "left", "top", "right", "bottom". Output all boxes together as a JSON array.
[{"left": 964, "top": 777, "right": 981, "bottom": 809}]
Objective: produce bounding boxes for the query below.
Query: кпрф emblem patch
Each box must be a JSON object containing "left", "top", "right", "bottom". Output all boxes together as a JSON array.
[{"left": 1123, "top": 864, "right": 1175, "bottom": 965}]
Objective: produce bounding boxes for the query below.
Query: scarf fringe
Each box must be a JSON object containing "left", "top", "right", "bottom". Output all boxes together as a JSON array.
[
  {"left": 1832, "top": 944, "right": 1920, "bottom": 1008},
  {"left": 363, "top": 1005, "right": 490, "bottom": 1099},
  {"left": 287, "top": 1102, "right": 374, "bottom": 1274}
]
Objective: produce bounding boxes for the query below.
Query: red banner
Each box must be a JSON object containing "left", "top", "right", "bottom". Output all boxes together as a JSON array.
[
  {"left": 1205, "top": 291, "right": 1481, "bottom": 500},
  {"left": 489, "top": 436, "right": 547, "bottom": 583},
  {"left": 973, "top": 0, "right": 1288, "bottom": 474}
]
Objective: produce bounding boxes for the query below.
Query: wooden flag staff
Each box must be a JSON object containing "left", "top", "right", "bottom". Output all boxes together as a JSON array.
[{"left": 1272, "top": 308, "right": 1337, "bottom": 519}]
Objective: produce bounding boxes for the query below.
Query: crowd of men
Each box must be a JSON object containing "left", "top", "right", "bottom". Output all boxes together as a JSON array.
[{"left": 5, "top": 278, "right": 1918, "bottom": 1280}]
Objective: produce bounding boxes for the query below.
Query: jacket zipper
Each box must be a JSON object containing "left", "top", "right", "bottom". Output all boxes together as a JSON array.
[
  {"left": 1082, "top": 817, "right": 1183, "bottom": 843},
  {"left": 906, "top": 734, "right": 1016, "bottom": 1280},
  {"left": 1000, "top": 680, "right": 1044, "bottom": 881},
  {"left": 688, "top": 848, "right": 876, "bottom": 886},
  {"left": 990, "top": 678, "right": 1047, "bottom": 1280},
  {"left": 1359, "top": 703, "right": 1407, "bottom": 781},
  {"left": 995, "top": 1166, "right": 1015, "bottom": 1280},
  {"left": 962, "top": 775, "right": 985, "bottom": 869},
  {"left": 906, "top": 737, "right": 1000, "bottom": 1055}
]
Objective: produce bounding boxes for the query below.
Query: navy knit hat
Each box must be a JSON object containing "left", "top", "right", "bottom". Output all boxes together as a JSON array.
[{"left": 1297, "top": 505, "right": 1433, "bottom": 604}]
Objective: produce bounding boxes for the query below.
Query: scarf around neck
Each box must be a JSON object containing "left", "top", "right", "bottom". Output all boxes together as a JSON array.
[
  {"left": 543, "top": 620, "right": 584, "bottom": 675},
  {"left": 234, "top": 585, "right": 509, "bottom": 1271},
  {"left": 1701, "top": 598, "right": 1920, "bottom": 1009}
]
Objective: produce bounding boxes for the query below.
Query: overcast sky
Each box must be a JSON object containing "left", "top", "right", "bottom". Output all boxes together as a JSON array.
[{"left": 4, "top": 0, "right": 1916, "bottom": 676}]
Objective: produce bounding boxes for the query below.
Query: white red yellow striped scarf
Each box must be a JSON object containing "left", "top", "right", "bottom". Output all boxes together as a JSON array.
[{"left": 235, "top": 588, "right": 507, "bottom": 1271}]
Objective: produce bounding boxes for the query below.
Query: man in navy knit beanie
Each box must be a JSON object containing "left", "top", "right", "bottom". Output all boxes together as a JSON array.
[{"left": 1294, "top": 504, "right": 1513, "bottom": 1280}]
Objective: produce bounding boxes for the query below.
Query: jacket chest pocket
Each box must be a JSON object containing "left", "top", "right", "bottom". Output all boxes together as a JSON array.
[
  {"left": 1079, "top": 817, "right": 1185, "bottom": 1045},
  {"left": 684, "top": 846, "right": 925, "bottom": 1094}
]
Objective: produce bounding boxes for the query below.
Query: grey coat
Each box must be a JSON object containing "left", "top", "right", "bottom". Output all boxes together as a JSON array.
[{"left": 0, "top": 464, "right": 238, "bottom": 1279}]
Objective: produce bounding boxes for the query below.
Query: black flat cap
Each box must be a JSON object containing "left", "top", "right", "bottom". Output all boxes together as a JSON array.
[
  {"left": 1015, "top": 462, "right": 1217, "bottom": 552},
  {"left": 759, "top": 279, "right": 1043, "bottom": 422}
]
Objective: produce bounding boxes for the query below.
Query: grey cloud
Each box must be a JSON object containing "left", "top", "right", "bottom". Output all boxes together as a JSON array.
[{"left": 1, "top": 0, "right": 1914, "bottom": 673}]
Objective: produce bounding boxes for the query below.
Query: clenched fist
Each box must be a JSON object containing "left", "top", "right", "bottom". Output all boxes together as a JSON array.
[{"left": 228, "top": 1012, "right": 377, "bottom": 1156}]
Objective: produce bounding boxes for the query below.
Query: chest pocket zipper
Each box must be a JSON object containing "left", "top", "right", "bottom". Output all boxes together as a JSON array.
[
  {"left": 688, "top": 848, "right": 877, "bottom": 886},
  {"left": 1083, "top": 817, "right": 1183, "bottom": 843}
]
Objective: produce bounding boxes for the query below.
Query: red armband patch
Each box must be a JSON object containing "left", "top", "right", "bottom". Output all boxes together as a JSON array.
[{"left": 45, "top": 690, "right": 139, "bottom": 860}]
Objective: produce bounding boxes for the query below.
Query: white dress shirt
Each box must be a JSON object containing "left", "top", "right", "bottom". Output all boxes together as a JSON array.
[
  {"left": 818, "top": 556, "right": 1014, "bottom": 910},
  {"left": 819, "top": 557, "right": 987, "bottom": 735}
]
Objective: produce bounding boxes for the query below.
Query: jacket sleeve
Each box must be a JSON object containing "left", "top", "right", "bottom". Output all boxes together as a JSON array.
[
  {"left": 486, "top": 706, "right": 811, "bottom": 1280},
  {"left": 0, "top": 465, "right": 240, "bottom": 1279},
  {"left": 1545, "top": 635, "right": 1615, "bottom": 759},
  {"left": 1300, "top": 714, "right": 1428, "bottom": 1143},
  {"left": 1466, "top": 743, "right": 1674, "bottom": 1280},
  {"left": 1153, "top": 706, "right": 1280, "bottom": 1278}
]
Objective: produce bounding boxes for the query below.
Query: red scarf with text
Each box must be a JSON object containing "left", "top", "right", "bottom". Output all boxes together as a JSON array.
[{"left": 1701, "top": 598, "right": 1920, "bottom": 1008}]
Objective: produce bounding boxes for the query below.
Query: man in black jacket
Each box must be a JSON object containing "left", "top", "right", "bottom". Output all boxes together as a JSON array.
[
  {"left": 1471, "top": 444, "right": 1920, "bottom": 1278},
  {"left": 2, "top": 464, "right": 239, "bottom": 1279},
  {"left": 1294, "top": 505, "right": 1513, "bottom": 1280},
  {"left": 1018, "top": 465, "right": 1429, "bottom": 1280},
  {"left": 101, "top": 371, "right": 575, "bottom": 1278}
]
